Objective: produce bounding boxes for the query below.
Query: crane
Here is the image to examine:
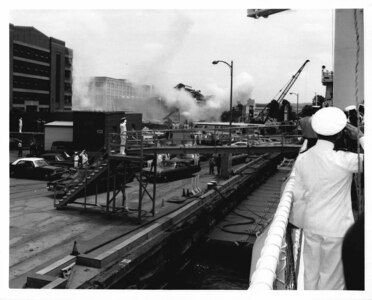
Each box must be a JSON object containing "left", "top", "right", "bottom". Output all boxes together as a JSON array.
[{"left": 254, "top": 59, "right": 310, "bottom": 123}]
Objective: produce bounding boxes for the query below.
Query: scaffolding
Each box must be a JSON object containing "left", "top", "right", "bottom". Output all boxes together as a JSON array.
[
  {"left": 50, "top": 124, "right": 301, "bottom": 224},
  {"left": 107, "top": 133, "right": 157, "bottom": 223}
]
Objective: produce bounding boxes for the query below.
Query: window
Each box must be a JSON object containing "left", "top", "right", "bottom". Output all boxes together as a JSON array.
[
  {"left": 34, "top": 160, "right": 48, "bottom": 167},
  {"left": 15, "top": 160, "right": 27, "bottom": 166}
]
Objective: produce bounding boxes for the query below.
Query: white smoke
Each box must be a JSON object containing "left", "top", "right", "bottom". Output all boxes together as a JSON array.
[
  {"left": 233, "top": 72, "right": 255, "bottom": 104},
  {"left": 194, "top": 71, "right": 255, "bottom": 121},
  {"left": 71, "top": 11, "right": 255, "bottom": 122},
  {"left": 72, "top": 76, "right": 92, "bottom": 110}
]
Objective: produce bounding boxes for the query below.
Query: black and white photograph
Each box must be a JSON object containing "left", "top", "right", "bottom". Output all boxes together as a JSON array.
[{"left": 2, "top": 1, "right": 371, "bottom": 299}]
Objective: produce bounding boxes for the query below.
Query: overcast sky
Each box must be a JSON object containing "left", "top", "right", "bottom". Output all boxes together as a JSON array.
[{"left": 9, "top": 9, "right": 334, "bottom": 108}]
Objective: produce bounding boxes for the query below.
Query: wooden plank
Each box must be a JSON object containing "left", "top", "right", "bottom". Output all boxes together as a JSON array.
[
  {"left": 41, "top": 277, "right": 67, "bottom": 289},
  {"left": 26, "top": 274, "right": 57, "bottom": 288},
  {"left": 36, "top": 255, "right": 76, "bottom": 276}
]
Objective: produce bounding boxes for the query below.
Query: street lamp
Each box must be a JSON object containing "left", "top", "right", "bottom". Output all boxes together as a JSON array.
[
  {"left": 212, "top": 60, "right": 233, "bottom": 145},
  {"left": 289, "top": 92, "right": 299, "bottom": 119}
]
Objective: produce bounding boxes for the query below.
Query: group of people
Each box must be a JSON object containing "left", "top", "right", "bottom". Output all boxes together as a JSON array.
[
  {"left": 17, "top": 139, "right": 40, "bottom": 157},
  {"left": 292, "top": 105, "right": 364, "bottom": 290},
  {"left": 73, "top": 150, "right": 89, "bottom": 169},
  {"left": 209, "top": 154, "right": 221, "bottom": 175}
]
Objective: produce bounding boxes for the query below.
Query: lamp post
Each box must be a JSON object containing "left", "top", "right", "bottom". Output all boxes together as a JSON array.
[
  {"left": 212, "top": 60, "right": 233, "bottom": 145},
  {"left": 289, "top": 92, "right": 299, "bottom": 119}
]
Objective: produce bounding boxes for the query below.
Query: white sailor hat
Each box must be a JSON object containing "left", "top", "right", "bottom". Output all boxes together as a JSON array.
[
  {"left": 345, "top": 105, "right": 356, "bottom": 112},
  {"left": 311, "top": 107, "right": 347, "bottom": 136}
]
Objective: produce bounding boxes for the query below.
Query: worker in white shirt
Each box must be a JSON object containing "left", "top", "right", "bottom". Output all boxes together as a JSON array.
[
  {"left": 73, "top": 152, "right": 79, "bottom": 168},
  {"left": 290, "top": 107, "right": 364, "bottom": 290},
  {"left": 120, "top": 117, "right": 127, "bottom": 155},
  {"left": 80, "top": 150, "right": 89, "bottom": 168}
]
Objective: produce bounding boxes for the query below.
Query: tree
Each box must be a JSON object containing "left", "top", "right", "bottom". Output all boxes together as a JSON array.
[
  {"left": 220, "top": 110, "right": 229, "bottom": 122},
  {"left": 278, "top": 99, "right": 294, "bottom": 122},
  {"left": 267, "top": 100, "right": 280, "bottom": 119},
  {"left": 312, "top": 95, "right": 325, "bottom": 107},
  {"left": 220, "top": 104, "right": 245, "bottom": 122}
]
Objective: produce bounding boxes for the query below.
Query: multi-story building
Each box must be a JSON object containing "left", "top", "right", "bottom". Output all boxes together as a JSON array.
[
  {"left": 86, "top": 76, "right": 153, "bottom": 111},
  {"left": 9, "top": 24, "right": 73, "bottom": 112}
]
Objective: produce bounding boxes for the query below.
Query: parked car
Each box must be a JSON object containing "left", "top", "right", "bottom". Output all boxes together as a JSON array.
[
  {"left": 39, "top": 153, "right": 74, "bottom": 168},
  {"left": 51, "top": 141, "right": 74, "bottom": 154},
  {"left": 170, "top": 153, "right": 200, "bottom": 166},
  {"left": 10, "top": 157, "right": 66, "bottom": 180},
  {"left": 231, "top": 141, "right": 249, "bottom": 147},
  {"left": 231, "top": 140, "right": 262, "bottom": 147},
  {"left": 258, "top": 137, "right": 282, "bottom": 146},
  {"left": 143, "top": 159, "right": 201, "bottom": 182}
]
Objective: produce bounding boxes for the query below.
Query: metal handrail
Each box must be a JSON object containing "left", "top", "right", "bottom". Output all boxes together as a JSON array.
[
  {"left": 249, "top": 141, "right": 307, "bottom": 290},
  {"left": 107, "top": 126, "right": 302, "bottom": 150},
  {"left": 249, "top": 169, "right": 296, "bottom": 290}
]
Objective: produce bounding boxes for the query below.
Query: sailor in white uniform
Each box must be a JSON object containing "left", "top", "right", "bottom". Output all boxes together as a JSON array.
[
  {"left": 120, "top": 117, "right": 127, "bottom": 155},
  {"left": 290, "top": 107, "right": 364, "bottom": 290}
]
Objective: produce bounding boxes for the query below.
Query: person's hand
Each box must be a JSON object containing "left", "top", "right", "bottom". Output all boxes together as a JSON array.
[{"left": 345, "top": 123, "right": 364, "bottom": 140}]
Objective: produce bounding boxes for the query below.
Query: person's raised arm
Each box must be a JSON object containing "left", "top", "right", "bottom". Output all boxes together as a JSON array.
[{"left": 345, "top": 123, "right": 364, "bottom": 149}]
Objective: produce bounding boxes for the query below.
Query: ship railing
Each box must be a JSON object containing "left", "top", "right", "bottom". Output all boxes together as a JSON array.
[{"left": 249, "top": 144, "right": 306, "bottom": 290}]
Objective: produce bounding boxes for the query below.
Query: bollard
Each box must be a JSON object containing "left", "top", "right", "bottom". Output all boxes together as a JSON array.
[
  {"left": 196, "top": 175, "right": 201, "bottom": 193},
  {"left": 191, "top": 177, "right": 196, "bottom": 194},
  {"left": 70, "top": 241, "right": 80, "bottom": 256}
]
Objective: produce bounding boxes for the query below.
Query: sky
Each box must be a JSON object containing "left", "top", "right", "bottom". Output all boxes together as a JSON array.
[{"left": 8, "top": 9, "right": 334, "bottom": 113}]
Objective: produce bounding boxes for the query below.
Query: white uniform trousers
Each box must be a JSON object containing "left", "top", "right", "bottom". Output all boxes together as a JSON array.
[
  {"left": 120, "top": 134, "right": 126, "bottom": 155},
  {"left": 303, "top": 231, "right": 345, "bottom": 290}
]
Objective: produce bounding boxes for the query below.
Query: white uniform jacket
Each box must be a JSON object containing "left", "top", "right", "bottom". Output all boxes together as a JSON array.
[{"left": 290, "top": 138, "right": 364, "bottom": 237}]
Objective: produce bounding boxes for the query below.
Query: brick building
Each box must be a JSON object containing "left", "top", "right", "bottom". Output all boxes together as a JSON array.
[{"left": 9, "top": 24, "right": 73, "bottom": 112}]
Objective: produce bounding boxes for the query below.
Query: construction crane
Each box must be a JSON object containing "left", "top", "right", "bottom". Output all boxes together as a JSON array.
[
  {"left": 254, "top": 59, "right": 310, "bottom": 123},
  {"left": 247, "top": 9, "right": 289, "bottom": 19}
]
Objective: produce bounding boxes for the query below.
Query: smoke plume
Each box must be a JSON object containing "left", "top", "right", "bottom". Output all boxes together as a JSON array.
[{"left": 71, "top": 11, "right": 255, "bottom": 123}]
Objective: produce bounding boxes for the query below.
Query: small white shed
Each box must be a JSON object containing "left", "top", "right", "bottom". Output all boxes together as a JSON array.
[{"left": 44, "top": 121, "right": 73, "bottom": 150}]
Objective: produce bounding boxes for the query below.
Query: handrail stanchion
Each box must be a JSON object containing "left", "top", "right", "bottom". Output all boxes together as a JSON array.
[
  {"left": 152, "top": 150, "right": 157, "bottom": 216},
  {"left": 84, "top": 168, "right": 88, "bottom": 212},
  {"left": 106, "top": 157, "right": 110, "bottom": 214},
  {"left": 138, "top": 134, "right": 144, "bottom": 223}
]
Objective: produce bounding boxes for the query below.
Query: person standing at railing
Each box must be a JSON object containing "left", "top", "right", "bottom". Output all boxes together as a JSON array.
[
  {"left": 299, "top": 105, "right": 318, "bottom": 151},
  {"left": 19, "top": 117, "right": 23, "bottom": 133},
  {"left": 120, "top": 117, "right": 127, "bottom": 155},
  {"left": 17, "top": 140, "right": 23, "bottom": 157},
  {"left": 290, "top": 107, "right": 364, "bottom": 290},
  {"left": 208, "top": 156, "right": 215, "bottom": 175},
  {"left": 73, "top": 152, "right": 79, "bottom": 169},
  {"left": 80, "top": 150, "right": 89, "bottom": 169}
]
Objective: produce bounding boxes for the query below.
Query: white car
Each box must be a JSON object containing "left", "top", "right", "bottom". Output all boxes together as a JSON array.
[
  {"left": 231, "top": 141, "right": 249, "bottom": 147},
  {"left": 10, "top": 157, "right": 66, "bottom": 180}
]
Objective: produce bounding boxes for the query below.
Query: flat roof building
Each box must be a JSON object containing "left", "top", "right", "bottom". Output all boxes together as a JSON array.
[
  {"left": 9, "top": 24, "right": 73, "bottom": 112},
  {"left": 84, "top": 76, "right": 153, "bottom": 111}
]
